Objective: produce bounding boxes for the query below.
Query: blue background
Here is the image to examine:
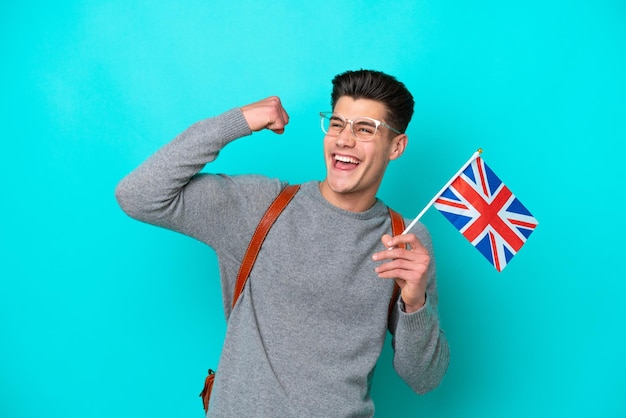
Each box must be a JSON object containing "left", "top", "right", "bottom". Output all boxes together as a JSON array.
[{"left": 2, "top": 1, "right": 625, "bottom": 417}]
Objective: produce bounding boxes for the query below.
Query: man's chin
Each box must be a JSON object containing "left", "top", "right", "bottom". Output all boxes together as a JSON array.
[{"left": 322, "top": 177, "right": 353, "bottom": 194}]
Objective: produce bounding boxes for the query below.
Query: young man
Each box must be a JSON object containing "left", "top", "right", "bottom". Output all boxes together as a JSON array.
[{"left": 116, "top": 69, "right": 449, "bottom": 417}]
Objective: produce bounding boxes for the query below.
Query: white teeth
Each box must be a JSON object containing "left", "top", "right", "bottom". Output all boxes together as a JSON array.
[{"left": 335, "top": 155, "right": 360, "bottom": 164}]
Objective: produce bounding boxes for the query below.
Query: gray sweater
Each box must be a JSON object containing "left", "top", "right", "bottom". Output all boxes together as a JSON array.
[{"left": 115, "top": 109, "right": 449, "bottom": 417}]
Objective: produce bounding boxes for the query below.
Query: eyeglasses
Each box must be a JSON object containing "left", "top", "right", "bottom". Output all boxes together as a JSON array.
[{"left": 320, "top": 112, "right": 401, "bottom": 142}]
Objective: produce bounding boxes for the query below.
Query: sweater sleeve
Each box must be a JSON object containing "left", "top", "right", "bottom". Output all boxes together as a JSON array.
[
  {"left": 388, "top": 222, "right": 450, "bottom": 394},
  {"left": 115, "top": 108, "right": 287, "bottom": 318},
  {"left": 114, "top": 108, "right": 256, "bottom": 244}
]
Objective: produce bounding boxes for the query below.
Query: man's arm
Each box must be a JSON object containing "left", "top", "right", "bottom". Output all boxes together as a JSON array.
[
  {"left": 373, "top": 225, "right": 450, "bottom": 393},
  {"left": 115, "top": 97, "right": 290, "bottom": 240}
]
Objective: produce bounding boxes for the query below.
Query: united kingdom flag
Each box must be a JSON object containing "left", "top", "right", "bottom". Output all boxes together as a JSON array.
[{"left": 433, "top": 156, "right": 538, "bottom": 271}]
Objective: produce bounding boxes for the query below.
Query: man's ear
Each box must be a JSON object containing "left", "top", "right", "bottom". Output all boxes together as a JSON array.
[{"left": 388, "top": 134, "right": 408, "bottom": 160}]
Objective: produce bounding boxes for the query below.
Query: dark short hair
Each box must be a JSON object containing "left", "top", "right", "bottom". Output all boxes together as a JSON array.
[{"left": 330, "top": 69, "right": 414, "bottom": 134}]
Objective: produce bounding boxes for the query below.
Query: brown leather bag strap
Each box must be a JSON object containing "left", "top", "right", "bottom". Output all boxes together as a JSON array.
[
  {"left": 232, "top": 184, "right": 300, "bottom": 308},
  {"left": 387, "top": 208, "right": 406, "bottom": 320}
]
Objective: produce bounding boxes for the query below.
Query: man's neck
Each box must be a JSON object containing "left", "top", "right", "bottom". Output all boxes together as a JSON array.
[{"left": 318, "top": 181, "right": 377, "bottom": 213}]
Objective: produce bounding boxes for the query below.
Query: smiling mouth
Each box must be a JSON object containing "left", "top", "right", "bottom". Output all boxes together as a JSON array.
[{"left": 334, "top": 154, "right": 361, "bottom": 169}]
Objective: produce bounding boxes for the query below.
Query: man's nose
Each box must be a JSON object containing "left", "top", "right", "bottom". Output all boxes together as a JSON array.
[{"left": 335, "top": 124, "right": 356, "bottom": 147}]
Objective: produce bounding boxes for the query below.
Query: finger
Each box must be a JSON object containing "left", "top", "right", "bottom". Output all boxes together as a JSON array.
[
  {"left": 278, "top": 103, "right": 289, "bottom": 126},
  {"left": 373, "top": 234, "right": 420, "bottom": 261},
  {"left": 373, "top": 234, "right": 398, "bottom": 261},
  {"left": 241, "top": 96, "right": 289, "bottom": 134},
  {"left": 381, "top": 233, "right": 413, "bottom": 250},
  {"left": 268, "top": 104, "right": 289, "bottom": 134},
  {"left": 375, "top": 260, "right": 409, "bottom": 278},
  {"left": 377, "top": 260, "right": 430, "bottom": 279},
  {"left": 269, "top": 125, "right": 285, "bottom": 134},
  {"left": 388, "top": 233, "right": 427, "bottom": 253},
  {"left": 380, "top": 234, "right": 393, "bottom": 248},
  {"left": 373, "top": 246, "right": 404, "bottom": 262}
]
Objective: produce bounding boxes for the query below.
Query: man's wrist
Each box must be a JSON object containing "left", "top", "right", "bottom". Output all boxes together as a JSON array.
[{"left": 402, "top": 295, "right": 426, "bottom": 313}]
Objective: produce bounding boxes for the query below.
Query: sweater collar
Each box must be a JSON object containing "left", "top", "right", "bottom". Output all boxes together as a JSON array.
[{"left": 300, "top": 181, "right": 388, "bottom": 220}]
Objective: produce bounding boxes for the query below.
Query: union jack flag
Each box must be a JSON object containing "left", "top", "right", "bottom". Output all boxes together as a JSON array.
[{"left": 433, "top": 156, "right": 538, "bottom": 271}]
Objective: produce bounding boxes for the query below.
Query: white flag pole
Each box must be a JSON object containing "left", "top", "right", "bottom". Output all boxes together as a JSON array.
[{"left": 401, "top": 148, "right": 483, "bottom": 235}]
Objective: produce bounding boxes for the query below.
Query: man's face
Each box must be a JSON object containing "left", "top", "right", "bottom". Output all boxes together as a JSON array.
[{"left": 320, "top": 96, "right": 406, "bottom": 212}]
